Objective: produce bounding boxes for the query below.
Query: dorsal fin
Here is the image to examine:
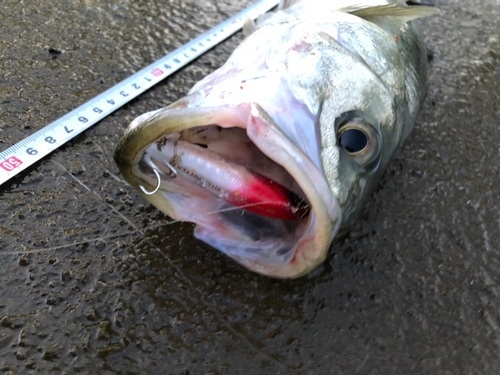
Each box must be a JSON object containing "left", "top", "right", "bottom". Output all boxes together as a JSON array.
[
  {"left": 278, "top": 0, "right": 405, "bottom": 13},
  {"left": 279, "top": 0, "right": 405, "bottom": 12},
  {"left": 351, "top": 4, "right": 439, "bottom": 22},
  {"left": 335, "top": 1, "right": 405, "bottom": 14},
  {"left": 278, "top": 0, "right": 440, "bottom": 18}
]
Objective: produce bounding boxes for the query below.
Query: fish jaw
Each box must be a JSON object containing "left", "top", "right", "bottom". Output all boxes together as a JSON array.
[{"left": 114, "top": 102, "right": 341, "bottom": 278}]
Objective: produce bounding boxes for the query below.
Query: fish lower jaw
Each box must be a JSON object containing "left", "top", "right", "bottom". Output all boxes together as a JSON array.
[{"left": 121, "top": 103, "right": 341, "bottom": 278}]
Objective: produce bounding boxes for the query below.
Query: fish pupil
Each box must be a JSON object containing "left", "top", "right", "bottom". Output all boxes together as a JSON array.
[{"left": 339, "top": 128, "right": 368, "bottom": 154}]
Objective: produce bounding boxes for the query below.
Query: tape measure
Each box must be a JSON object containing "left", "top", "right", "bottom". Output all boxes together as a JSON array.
[{"left": 0, "top": 0, "right": 279, "bottom": 186}]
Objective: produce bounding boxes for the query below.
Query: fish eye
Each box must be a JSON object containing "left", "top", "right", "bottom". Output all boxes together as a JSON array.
[
  {"left": 337, "top": 119, "right": 381, "bottom": 166},
  {"left": 339, "top": 128, "right": 368, "bottom": 155}
]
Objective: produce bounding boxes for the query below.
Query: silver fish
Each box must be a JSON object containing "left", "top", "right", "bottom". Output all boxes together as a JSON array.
[{"left": 114, "top": 0, "right": 438, "bottom": 278}]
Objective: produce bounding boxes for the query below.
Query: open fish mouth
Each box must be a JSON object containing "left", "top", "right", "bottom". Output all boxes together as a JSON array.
[{"left": 114, "top": 102, "right": 341, "bottom": 278}]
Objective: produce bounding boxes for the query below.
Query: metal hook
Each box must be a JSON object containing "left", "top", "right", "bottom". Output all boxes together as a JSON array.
[
  {"left": 149, "top": 157, "right": 177, "bottom": 179},
  {"left": 139, "top": 168, "right": 161, "bottom": 195},
  {"left": 163, "top": 160, "right": 178, "bottom": 178}
]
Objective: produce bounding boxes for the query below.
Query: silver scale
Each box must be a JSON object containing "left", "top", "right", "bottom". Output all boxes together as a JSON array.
[{"left": 0, "top": 0, "right": 279, "bottom": 186}]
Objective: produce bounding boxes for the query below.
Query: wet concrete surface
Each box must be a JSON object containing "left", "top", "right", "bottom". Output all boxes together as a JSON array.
[{"left": 0, "top": 0, "right": 499, "bottom": 373}]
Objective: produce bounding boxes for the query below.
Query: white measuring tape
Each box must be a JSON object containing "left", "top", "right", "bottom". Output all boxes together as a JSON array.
[{"left": 0, "top": 0, "right": 279, "bottom": 186}]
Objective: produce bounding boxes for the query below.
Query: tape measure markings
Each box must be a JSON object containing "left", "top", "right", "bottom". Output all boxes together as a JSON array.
[{"left": 0, "top": 0, "right": 279, "bottom": 185}]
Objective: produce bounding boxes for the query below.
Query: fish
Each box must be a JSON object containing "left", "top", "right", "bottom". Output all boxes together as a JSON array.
[{"left": 113, "top": 0, "right": 438, "bottom": 278}]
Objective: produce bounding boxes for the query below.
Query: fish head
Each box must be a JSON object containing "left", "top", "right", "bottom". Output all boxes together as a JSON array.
[{"left": 114, "top": 10, "right": 424, "bottom": 278}]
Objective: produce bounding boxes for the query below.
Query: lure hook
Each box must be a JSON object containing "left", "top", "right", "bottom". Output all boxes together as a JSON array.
[
  {"left": 163, "top": 161, "right": 178, "bottom": 178},
  {"left": 139, "top": 168, "right": 161, "bottom": 195},
  {"left": 149, "top": 156, "right": 177, "bottom": 179}
]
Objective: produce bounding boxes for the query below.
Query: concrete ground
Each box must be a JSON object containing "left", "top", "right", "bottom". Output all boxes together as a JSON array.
[{"left": 0, "top": 0, "right": 499, "bottom": 373}]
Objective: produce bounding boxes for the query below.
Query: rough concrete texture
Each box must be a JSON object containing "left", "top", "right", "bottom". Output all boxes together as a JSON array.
[{"left": 0, "top": 0, "right": 499, "bottom": 373}]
